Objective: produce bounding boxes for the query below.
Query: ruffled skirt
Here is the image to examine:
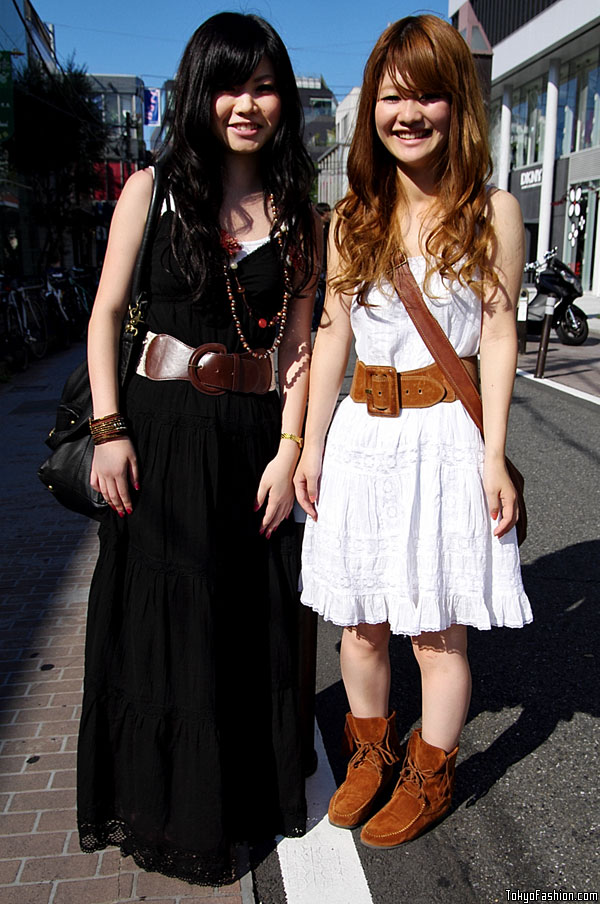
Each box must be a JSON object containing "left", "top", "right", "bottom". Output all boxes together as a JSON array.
[{"left": 301, "top": 396, "right": 531, "bottom": 636}]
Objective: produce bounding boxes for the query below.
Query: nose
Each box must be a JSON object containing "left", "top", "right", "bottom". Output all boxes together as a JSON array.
[
  {"left": 234, "top": 91, "right": 257, "bottom": 113},
  {"left": 396, "top": 98, "right": 423, "bottom": 124}
]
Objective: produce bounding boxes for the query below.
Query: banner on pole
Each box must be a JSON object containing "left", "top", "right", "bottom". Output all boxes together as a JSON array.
[{"left": 143, "top": 88, "right": 160, "bottom": 127}]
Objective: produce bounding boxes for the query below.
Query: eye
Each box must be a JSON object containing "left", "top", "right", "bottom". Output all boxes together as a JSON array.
[
  {"left": 256, "top": 82, "right": 276, "bottom": 94},
  {"left": 380, "top": 94, "right": 400, "bottom": 103},
  {"left": 419, "top": 93, "right": 444, "bottom": 103}
]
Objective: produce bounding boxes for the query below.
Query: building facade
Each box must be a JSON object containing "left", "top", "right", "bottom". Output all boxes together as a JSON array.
[
  {"left": 450, "top": 0, "right": 600, "bottom": 292},
  {"left": 296, "top": 75, "right": 337, "bottom": 166},
  {"left": 317, "top": 87, "right": 360, "bottom": 206}
]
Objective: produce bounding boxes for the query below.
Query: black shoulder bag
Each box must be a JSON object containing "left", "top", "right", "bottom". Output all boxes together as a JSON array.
[{"left": 38, "top": 162, "right": 166, "bottom": 520}]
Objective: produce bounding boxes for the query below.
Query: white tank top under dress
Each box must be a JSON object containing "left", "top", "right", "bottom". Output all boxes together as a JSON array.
[{"left": 300, "top": 257, "right": 532, "bottom": 636}]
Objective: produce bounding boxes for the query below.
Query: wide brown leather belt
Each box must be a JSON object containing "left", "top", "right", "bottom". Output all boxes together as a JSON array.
[
  {"left": 350, "top": 356, "right": 478, "bottom": 417},
  {"left": 136, "top": 331, "right": 275, "bottom": 395}
]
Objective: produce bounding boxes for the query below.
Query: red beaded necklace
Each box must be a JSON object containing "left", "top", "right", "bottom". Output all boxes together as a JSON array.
[{"left": 221, "top": 194, "right": 293, "bottom": 360}]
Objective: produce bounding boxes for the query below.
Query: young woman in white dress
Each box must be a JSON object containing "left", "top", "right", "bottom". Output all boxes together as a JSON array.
[{"left": 294, "top": 15, "right": 532, "bottom": 849}]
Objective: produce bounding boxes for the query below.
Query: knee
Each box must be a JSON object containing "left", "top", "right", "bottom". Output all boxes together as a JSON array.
[
  {"left": 342, "top": 623, "right": 390, "bottom": 657},
  {"left": 411, "top": 625, "right": 468, "bottom": 671}
]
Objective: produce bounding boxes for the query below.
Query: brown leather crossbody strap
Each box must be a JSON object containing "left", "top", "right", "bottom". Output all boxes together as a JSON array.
[{"left": 390, "top": 256, "right": 484, "bottom": 437}]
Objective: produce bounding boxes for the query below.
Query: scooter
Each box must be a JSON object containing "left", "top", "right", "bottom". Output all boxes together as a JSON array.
[{"left": 520, "top": 249, "right": 588, "bottom": 346}]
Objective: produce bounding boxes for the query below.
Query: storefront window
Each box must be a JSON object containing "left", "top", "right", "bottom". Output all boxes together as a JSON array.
[
  {"left": 577, "top": 51, "right": 600, "bottom": 150},
  {"left": 511, "top": 78, "right": 546, "bottom": 168},
  {"left": 564, "top": 181, "right": 599, "bottom": 291},
  {"left": 556, "top": 66, "right": 577, "bottom": 157},
  {"left": 511, "top": 91, "right": 528, "bottom": 168}
]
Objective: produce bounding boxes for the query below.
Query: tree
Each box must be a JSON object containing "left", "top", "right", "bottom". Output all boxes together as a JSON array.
[{"left": 6, "top": 59, "right": 109, "bottom": 269}]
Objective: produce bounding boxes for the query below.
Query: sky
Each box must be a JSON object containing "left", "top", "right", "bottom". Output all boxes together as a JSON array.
[{"left": 30, "top": 0, "right": 449, "bottom": 100}]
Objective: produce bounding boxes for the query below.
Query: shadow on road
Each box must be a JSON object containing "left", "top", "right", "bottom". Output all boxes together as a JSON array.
[{"left": 316, "top": 539, "right": 600, "bottom": 806}]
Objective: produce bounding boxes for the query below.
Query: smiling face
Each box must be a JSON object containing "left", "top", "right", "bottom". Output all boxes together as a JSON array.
[
  {"left": 374, "top": 70, "right": 451, "bottom": 173},
  {"left": 211, "top": 56, "right": 281, "bottom": 155}
]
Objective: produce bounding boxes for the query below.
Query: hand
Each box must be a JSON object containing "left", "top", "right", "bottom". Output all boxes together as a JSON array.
[
  {"left": 90, "top": 437, "right": 139, "bottom": 516},
  {"left": 255, "top": 454, "right": 296, "bottom": 537},
  {"left": 293, "top": 445, "right": 323, "bottom": 521},
  {"left": 483, "top": 456, "right": 518, "bottom": 538}
]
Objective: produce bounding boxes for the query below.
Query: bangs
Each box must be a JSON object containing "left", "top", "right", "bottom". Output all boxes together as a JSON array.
[
  {"left": 205, "top": 39, "right": 267, "bottom": 91},
  {"left": 384, "top": 38, "right": 449, "bottom": 99}
]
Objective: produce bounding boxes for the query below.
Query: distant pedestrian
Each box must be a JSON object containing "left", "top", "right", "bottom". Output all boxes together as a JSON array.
[
  {"left": 79, "top": 12, "right": 318, "bottom": 885},
  {"left": 295, "top": 15, "right": 532, "bottom": 849}
]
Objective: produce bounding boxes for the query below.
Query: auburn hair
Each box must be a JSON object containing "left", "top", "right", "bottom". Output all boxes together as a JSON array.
[{"left": 333, "top": 15, "right": 496, "bottom": 301}]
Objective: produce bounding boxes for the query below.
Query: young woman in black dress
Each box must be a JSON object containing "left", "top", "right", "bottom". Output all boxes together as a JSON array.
[{"left": 79, "top": 12, "right": 317, "bottom": 885}]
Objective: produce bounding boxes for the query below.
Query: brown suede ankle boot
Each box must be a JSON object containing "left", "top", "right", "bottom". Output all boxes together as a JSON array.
[
  {"left": 360, "top": 728, "right": 458, "bottom": 848},
  {"left": 328, "top": 712, "right": 402, "bottom": 830}
]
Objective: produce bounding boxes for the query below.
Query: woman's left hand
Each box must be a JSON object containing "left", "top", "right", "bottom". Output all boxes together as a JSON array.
[
  {"left": 255, "top": 452, "right": 297, "bottom": 538},
  {"left": 483, "top": 455, "right": 518, "bottom": 538}
]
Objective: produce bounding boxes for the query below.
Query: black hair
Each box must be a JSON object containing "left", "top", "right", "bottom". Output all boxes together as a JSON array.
[{"left": 158, "top": 12, "right": 315, "bottom": 300}]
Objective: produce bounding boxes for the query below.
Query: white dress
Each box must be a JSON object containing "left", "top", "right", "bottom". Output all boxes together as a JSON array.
[{"left": 300, "top": 258, "right": 532, "bottom": 636}]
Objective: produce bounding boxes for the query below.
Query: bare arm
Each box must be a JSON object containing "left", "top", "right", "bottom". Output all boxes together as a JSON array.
[
  {"left": 479, "top": 189, "right": 525, "bottom": 537},
  {"left": 256, "top": 211, "right": 322, "bottom": 536},
  {"left": 293, "top": 216, "right": 354, "bottom": 520},
  {"left": 87, "top": 168, "right": 154, "bottom": 515}
]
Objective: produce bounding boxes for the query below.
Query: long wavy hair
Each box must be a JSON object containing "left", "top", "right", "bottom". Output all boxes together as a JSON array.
[
  {"left": 158, "top": 12, "right": 315, "bottom": 300},
  {"left": 333, "top": 15, "right": 496, "bottom": 302}
]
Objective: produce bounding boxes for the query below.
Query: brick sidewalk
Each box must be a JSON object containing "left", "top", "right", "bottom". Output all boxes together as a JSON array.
[{"left": 0, "top": 347, "right": 254, "bottom": 904}]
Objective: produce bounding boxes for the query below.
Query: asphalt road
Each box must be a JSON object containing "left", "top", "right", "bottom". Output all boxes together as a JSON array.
[{"left": 254, "top": 371, "right": 600, "bottom": 903}]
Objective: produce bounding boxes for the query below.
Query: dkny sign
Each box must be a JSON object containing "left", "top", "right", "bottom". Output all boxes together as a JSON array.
[{"left": 520, "top": 167, "right": 543, "bottom": 189}]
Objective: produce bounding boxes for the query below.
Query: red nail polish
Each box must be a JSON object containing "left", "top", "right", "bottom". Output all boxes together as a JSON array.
[
  {"left": 126, "top": 508, "right": 132, "bottom": 515},
  {"left": 134, "top": 483, "right": 140, "bottom": 491},
  {"left": 259, "top": 527, "right": 265, "bottom": 535},
  {"left": 253, "top": 501, "right": 260, "bottom": 512},
  {"left": 118, "top": 511, "right": 125, "bottom": 519},
  {"left": 266, "top": 530, "right": 272, "bottom": 539}
]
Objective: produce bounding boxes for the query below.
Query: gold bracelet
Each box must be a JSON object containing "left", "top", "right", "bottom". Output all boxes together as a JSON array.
[{"left": 281, "top": 432, "right": 303, "bottom": 449}]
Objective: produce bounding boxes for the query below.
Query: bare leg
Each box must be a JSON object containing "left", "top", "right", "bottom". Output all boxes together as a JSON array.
[
  {"left": 340, "top": 622, "right": 391, "bottom": 718},
  {"left": 411, "top": 624, "right": 471, "bottom": 752}
]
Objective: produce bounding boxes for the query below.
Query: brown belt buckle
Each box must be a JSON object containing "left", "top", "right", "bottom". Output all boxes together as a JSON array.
[
  {"left": 364, "top": 365, "right": 400, "bottom": 417},
  {"left": 188, "top": 343, "right": 228, "bottom": 394}
]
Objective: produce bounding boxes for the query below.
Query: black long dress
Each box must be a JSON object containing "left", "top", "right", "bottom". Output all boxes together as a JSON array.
[{"left": 77, "top": 211, "right": 306, "bottom": 885}]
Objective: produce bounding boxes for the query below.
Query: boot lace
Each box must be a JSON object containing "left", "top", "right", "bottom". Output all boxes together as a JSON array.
[
  {"left": 349, "top": 739, "right": 397, "bottom": 774},
  {"left": 396, "top": 758, "right": 429, "bottom": 800}
]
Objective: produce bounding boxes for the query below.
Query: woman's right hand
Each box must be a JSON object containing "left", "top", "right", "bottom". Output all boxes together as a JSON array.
[
  {"left": 90, "top": 438, "right": 139, "bottom": 516},
  {"left": 293, "top": 445, "right": 324, "bottom": 521}
]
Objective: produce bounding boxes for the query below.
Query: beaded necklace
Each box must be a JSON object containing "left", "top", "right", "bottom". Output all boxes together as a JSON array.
[{"left": 221, "top": 194, "right": 293, "bottom": 360}]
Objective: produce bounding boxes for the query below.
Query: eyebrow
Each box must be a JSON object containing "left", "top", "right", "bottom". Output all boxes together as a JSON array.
[{"left": 252, "top": 71, "right": 275, "bottom": 82}]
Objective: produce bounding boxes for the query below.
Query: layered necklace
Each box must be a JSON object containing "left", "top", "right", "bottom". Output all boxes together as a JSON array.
[{"left": 221, "top": 194, "right": 293, "bottom": 360}]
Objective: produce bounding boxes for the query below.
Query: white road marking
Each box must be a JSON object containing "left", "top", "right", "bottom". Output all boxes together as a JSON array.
[
  {"left": 516, "top": 368, "right": 600, "bottom": 406},
  {"left": 277, "top": 723, "right": 374, "bottom": 904}
]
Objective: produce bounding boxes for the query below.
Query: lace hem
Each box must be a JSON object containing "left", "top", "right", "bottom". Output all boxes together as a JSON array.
[
  {"left": 79, "top": 817, "right": 238, "bottom": 886},
  {"left": 300, "top": 582, "right": 533, "bottom": 636},
  {"left": 79, "top": 814, "right": 306, "bottom": 885}
]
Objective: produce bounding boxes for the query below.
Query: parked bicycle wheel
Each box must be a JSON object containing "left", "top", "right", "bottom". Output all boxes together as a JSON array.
[
  {"left": 1, "top": 301, "right": 29, "bottom": 371},
  {"left": 22, "top": 291, "right": 48, "bottom": 359}
]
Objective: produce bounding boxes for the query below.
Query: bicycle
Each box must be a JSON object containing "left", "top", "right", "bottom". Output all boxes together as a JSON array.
[
  {"left": 44, "top": 269, "right": 91, "bottom": 344},
  {"left": 0, "top": 277, "right": 49, "bottom": 369}
]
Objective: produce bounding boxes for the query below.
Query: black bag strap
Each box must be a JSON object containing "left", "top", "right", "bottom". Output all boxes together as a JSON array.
[
  {"left": 125, "top": 160, "right": 166, "bottom": 331},
  {"left": 120, "top": 161, "right": 166, "bottom": 383}
]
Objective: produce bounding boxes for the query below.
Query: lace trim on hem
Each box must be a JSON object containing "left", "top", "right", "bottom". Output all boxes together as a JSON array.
[
  {"left": 78, "top": 818, "right": 238, "bottom": 886},
  {"left": 300, "top": 595, "right": 533, "bottom": 636}
]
